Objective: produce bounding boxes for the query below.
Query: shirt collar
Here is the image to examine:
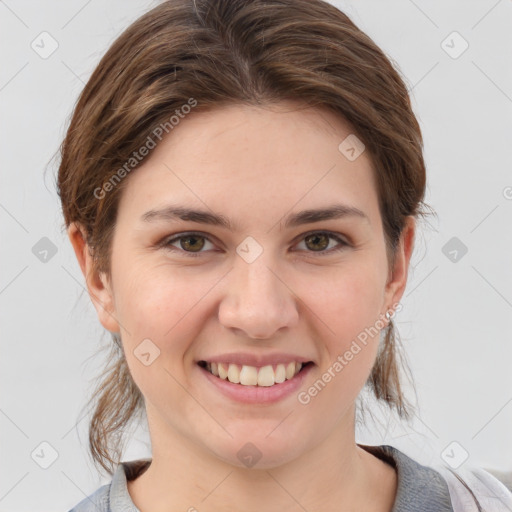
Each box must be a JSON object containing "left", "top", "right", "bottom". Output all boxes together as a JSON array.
[{"left": 358, "top": 444, "right": 454, "bottom": 512}]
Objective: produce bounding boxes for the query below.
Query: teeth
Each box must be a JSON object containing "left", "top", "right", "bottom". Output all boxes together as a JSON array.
[
  {"left": 227, "top": 363, "right": 240, "bottom": 383},
  {"left": 218, "top": 363, "right": 228, "bottom": 380},
  {"left": 205, "top": 361, "right": 305, "bottom": 386},
  {"left": 285, "top": 362, "right": 296, "bottom": 380},
  {"left": 257, "top": 365, "right": 275, "bottom": 387},
  {"left": 239, "top": 365, "right": 258, "bottom": 385},
  {"left": 275, "top": 364, "right": 286, "bottom": 383}
]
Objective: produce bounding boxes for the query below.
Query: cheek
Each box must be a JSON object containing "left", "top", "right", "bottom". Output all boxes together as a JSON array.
[
  {"left": 113, "top": 264, "right": 215, "bottom": 350},
  {"left": 299, "top": 269, "right": 385, "bottom": 419},
  {"left": 112, "top": 266, "right": 210, "bottom": 407},
  {"left": 300, "top": 259, "right": 387, "bottom": 402},
  {"left": 305, "top": 261, "right": 386, "bottom": 336}
]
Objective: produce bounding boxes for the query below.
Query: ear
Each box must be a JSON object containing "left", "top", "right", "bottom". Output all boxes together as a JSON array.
[
  {"left": 383, "top": 216, "right": 416, "bottom": 314},
  {"left": 67, "top": 222, "right": 120, "bottom": 333}
]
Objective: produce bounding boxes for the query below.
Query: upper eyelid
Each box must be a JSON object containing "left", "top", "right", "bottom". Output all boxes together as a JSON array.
[
  {"left": 161, "top": 231, "right": 223, "bottom": 249},
  {"left": 161, "top": 230, "right": 349, "bottom": 251}
]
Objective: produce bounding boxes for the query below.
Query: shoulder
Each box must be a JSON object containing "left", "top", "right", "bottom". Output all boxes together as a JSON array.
[
  {"left": 367, "top": 444, "right": 455, "bottom": 511},
  {"left": 66, "top": 459, "right": 151, "bottom": 512},
  {"left": 365, "top": 444, "right": 512, "bottom": 512},
  {"left": 67, "top": 483, "right": 111, "bottom": 512},
  {"left": 435, "top": 463, "right": 512, "bottom": 512}
]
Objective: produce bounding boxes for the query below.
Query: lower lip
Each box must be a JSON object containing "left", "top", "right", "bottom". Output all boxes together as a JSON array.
[{"left": 198, "top": 363, "right": 314, "bottom": 404}]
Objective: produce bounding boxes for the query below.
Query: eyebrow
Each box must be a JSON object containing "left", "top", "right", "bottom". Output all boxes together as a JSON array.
[{"left": 140, "top": 203, "right": 369, "bottom": 230}]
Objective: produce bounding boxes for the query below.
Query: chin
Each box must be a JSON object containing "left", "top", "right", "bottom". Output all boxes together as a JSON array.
[{"left": 205, "top": 431, "right": 307, "bottom": 470}]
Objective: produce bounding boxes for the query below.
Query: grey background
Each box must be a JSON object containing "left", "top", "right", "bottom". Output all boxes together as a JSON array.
[{"left": 1, "top": 0, "right": 511, "bottom": 510}]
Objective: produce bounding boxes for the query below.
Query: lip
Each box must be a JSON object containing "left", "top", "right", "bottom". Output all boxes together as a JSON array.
[
  {"left": 196, "top": 352, "right": 314, "bottom": 368},
  {"left": 197, "top": 360, "right": 314, "bottom": 404}
]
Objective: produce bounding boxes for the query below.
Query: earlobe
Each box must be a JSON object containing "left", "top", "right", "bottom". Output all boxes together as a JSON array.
[{"left": 67, "top": 223, "right": 120, "bottom": 333}]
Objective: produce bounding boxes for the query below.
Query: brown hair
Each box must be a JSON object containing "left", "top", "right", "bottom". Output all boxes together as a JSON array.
[{"left": 57, "top": 0, "right": 432, "bottom": 475}]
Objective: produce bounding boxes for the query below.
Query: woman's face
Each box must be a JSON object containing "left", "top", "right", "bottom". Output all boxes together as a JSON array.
[{"left": 79, "top": 101, "right": 413, "bottom": 469}]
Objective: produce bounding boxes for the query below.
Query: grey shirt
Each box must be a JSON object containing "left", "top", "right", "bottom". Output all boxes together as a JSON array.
[{"left": 68, "top": 444, "right": 455, "bottom": 512}]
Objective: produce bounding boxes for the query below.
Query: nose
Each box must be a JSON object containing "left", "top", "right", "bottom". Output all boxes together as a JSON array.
[{"left": 218, "top": 256, "right": 299, "bottom": 340}]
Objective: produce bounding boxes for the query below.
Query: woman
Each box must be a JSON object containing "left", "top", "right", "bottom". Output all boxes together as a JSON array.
[{"left": 59, "top": 0, "right": 511, "bottom": 510}]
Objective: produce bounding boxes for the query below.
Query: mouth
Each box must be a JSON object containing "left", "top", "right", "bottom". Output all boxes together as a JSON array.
[{"left": 197, "top": 360, "right": 314, "bottom": 387}]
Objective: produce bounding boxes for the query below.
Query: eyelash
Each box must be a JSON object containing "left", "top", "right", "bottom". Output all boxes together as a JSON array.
[{"left": 159, "top": 231, "right": 350, "bottom": 258}]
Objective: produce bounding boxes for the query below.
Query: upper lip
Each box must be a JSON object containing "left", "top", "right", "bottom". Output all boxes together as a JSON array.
[{"left": 197, "top": 352, "right": 314, "bottom": 368}]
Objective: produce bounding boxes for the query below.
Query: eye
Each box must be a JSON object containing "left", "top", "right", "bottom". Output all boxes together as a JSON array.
[
  {"left": 294, "top": 231, "right": 349, "bottom": 255},
  {"left": 162, "top": 232, "right": 215, "bottom": 256},
  {"left": 160, "top": 230, "right": 349, "bottom": 257}
]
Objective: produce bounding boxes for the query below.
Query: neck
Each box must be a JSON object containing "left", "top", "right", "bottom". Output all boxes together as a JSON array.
[{"left": 127, "top": 407, "right": 396, "bottom": 512}]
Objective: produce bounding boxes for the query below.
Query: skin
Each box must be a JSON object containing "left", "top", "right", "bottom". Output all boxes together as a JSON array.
[{"left": 69, "top": 100, "right": 415, "bottom": 512}]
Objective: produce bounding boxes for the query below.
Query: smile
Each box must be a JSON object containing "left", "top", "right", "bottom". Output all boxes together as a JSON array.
[{"left": 199, "top": 361, "right": 309, "bottom": 387}]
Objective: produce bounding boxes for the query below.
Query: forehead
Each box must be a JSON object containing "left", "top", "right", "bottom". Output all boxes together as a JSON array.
[{"left": 116, "top": 102, "right": 380, "bottom": 229}]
